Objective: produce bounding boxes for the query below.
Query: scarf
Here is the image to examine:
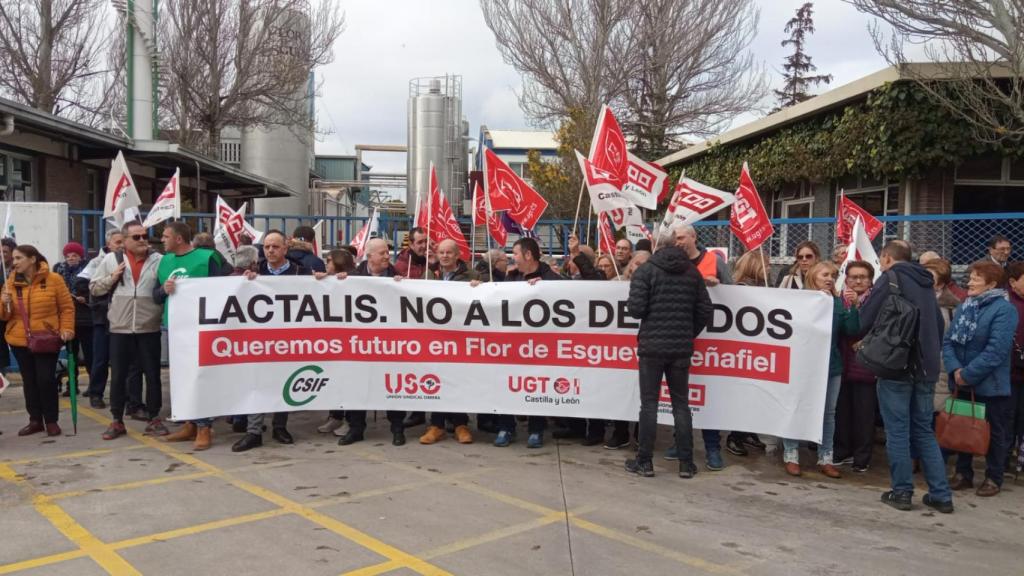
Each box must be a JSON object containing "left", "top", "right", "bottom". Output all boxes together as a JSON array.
[{"left": 949, "top": 288, "right": 1007, "bottom": 345}]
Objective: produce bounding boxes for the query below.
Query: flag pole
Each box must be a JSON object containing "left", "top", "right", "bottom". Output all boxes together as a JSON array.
[
  {"left": 470, "top": 187, "right": 478, "bottom": 271},
  {"left": 585, "top": 199, "right": 592, "bottom": 247},
  {"left": 424, "top": 176, "right": 432, "bottom": 280},
  {"left": 760, "top": 248, "right": 770, "bottom": 288},
  {"left": 571, "top": 179, "right": 586, "bottom": 238}
]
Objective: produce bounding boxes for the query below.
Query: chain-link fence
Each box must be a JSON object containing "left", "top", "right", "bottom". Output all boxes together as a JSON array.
[{"left": 69, "top": 210, "right": 1024, "bottom": 270}]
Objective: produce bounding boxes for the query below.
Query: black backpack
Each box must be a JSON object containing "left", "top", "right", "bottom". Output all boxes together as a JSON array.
[{"left": 856, "top": 271, "right": 922, "bottom": 380}]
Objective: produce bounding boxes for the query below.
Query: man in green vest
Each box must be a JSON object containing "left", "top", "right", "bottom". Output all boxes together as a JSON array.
[{"left": 154, "top": 221, "right": 230, "bottom": 450}]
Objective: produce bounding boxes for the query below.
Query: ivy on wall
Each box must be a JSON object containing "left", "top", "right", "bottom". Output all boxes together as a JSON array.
[{"left": 670, "top": 82, "right": 1021, "bottom": 195}]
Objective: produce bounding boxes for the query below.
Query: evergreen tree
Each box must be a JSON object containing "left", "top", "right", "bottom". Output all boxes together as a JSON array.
[{"left": 774, "top": 2, "right": 832, "bottom": 110}]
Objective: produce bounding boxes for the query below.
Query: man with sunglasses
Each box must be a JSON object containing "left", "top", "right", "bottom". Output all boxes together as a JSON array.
[{"left": 90, "top": 222, "right": 166, "bottom": 440}]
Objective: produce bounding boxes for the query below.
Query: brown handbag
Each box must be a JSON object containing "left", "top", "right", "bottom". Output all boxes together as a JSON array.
[
  {"left": 935, "top": 387, "right": 990, "bottom": 456},
  {"left": 16, "top": 287, "right": 64, "bottom": 354}
]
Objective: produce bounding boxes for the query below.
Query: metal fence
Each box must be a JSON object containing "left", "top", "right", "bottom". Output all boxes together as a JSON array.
[{"left": 68, "top": 209, "right": 1024, "bottom": 269}]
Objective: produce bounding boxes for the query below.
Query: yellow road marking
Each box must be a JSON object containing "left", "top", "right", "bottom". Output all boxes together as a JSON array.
[
  {"left": 71, "top": 405, "right": 453, "bottom": 576},
  {"left": 1, "top": 444, "right": 148, "bottom": 466},
  {"left": 0, "top": 550, "right": 87, "bottom": 574},
  {"left": 355, "top": 448, "right": 744, "bottom": 575},
  {"left": 341, "top": 559, "right": 404, "bottom": 576},
  {"left": 0, "top": 464, "right": 141, "bottom": 575},
  {"left": 110, "top": 509, "right": 291, "bottom": 549}
]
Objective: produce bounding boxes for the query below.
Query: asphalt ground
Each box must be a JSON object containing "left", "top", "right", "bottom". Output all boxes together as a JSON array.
[{"left": 1, "top": 378, "right": 1023, "bottom": 576}]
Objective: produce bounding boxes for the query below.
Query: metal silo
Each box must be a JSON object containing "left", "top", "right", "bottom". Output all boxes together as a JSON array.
[
  {"left": 407, "top": 75, "right": 465, "bottom": 216},
  {"left": 242, "top": 4, "right": 314, "bottom": 225}
]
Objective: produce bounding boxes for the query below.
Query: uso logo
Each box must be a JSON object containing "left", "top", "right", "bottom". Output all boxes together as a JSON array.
[{"left": 385, "top": 373, "right": 442, "bottom": 398}]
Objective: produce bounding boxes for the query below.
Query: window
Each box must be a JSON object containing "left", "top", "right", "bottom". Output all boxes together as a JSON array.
[
  {"left": 957, "top": 154, "right": 1003, "bottom": 181},
  {"left": 954, "top": 154, "right": 1024, "bottom": 214}
]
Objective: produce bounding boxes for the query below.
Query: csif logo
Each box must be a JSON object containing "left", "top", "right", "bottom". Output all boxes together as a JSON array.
[
  {"left": 385, "top": 373, "right": 442, "bottom": 396},
  {"left": 282, "top": 365, "right": 329, "bottom": 407}
]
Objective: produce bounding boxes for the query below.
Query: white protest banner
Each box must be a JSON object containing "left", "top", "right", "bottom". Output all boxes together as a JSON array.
[{"left": 169, "top": 279, "right": 833, "bottom": 442}]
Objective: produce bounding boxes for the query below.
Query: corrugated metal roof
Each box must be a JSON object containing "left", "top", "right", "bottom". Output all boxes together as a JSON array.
[{"left": 484, "top": 128, "right": 558, "bottom": 151}]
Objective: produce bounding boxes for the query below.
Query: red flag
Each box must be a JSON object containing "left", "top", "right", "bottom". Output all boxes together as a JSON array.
[
  {"left": 599, "top": 212, "right": 616, "bottom": 255},
  {"left": 350, "top": 209, "right": 379, "bottom": 261},
  {"left": 729, "top": 163, "right": 775, "bottom": 251},
  {"left": 482, "top": 147, "right": 548, "bottom": 229},
  {"left": 473, "top": 182, "right": 507, "bottom": 247},
  {"left": 836, "top": 194, "right": 883, "bottom": 244},
  {"left": 589, "top": 105, "right": 629, "bottom": 183},
  {"left": 423, "top": 165, "right": 471, "bottom": 261}
]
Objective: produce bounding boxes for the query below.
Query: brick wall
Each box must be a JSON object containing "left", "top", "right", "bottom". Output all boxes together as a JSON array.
[{"left": 37, "top": 156, "right": 90, "bottom": 209}]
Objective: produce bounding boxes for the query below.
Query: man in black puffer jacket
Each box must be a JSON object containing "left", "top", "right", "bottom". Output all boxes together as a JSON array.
[{"left": 625, "top": 227, "right": 712, "bottom": 479}]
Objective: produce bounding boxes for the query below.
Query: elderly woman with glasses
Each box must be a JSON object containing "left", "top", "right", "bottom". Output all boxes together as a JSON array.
[{"left": 834, "top": 261, "right": 877, "bottom": 472}]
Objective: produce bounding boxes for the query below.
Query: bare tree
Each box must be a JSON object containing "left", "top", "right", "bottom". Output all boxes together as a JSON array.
[
  {"left": 622, "top": 0, "right": 766, "bottom": 159},
  {"left": 479, "top": 0, "right": 634, "bottom": 135},
  {"left": 0, "top": 0, "right": 110, "bottom": 121},
  {"left": 159, "top": 0, "right": 344, "bottom": 156},
  {"left": 480, "top": 0, "right": 765, "bottom": 160},
  {"left": 849, "top": 0, "right": 1024, "bottom": 143}
]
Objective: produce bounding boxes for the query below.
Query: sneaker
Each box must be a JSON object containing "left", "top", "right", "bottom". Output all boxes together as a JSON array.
[
  {"left": 742, "top": 434, "right": 766, "bottom": 450},
  {"left": 144, "top": 418, "right": 169, "bottom": 436},
  {"left": 705, "top": 451, "right": 725, "bottom": 472},
  {"left": 494, "top": 430, "right": 513, "bottom": 447},
  {"left": 603, "top": 431, "right": 631, "bottom": 450},
  {"left": 663, "top": 445, "right": 679, "bottom": 461},
  {"left": 922, "top": 494, "right": 954, "bottom": 514},
  {"left": 332, "top": 422, "right": 351, "bottom": 437},
  {"left": 835, "top": 456, "right": 855, "bottom": 466},
  {"left": 102, "top": 421, "right": 126, "bottom": 440},
  {"left": 679, "top": 461, "right": 698, "bottom": 479},
  {"left": 881, "top": 490, "right": 913, "bottom": 511},
  {"left": 625, "top": 458, "right": 655, "bottom": 477},
  {"left": 527, "top": 433, "right": 544, "bottom": 449},
  {"left": 852, "top": 464, "right": 869, "bottom": 473},
  {"left": 725, "top": 436, "right": 748, "bottom": 457},
  {"left": 317, "top": 417, "right": 345, "bottom": 434}
]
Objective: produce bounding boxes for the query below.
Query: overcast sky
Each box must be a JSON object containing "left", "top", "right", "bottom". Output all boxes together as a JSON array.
[{"left": 315, "top": 0, "right": 894, "bottom": 172}]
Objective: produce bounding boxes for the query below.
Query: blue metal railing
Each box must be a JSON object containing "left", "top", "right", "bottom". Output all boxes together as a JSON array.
[{"left": 67, "top": 210, "right": 1024, "bottom": 267}]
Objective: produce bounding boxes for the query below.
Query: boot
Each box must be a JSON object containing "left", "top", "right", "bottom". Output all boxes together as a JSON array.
[
  {"left": 163, "top": 422, "right": 198, "bottom": 443},
  {"left": 420, "top": 425, "right": 446, "bottom": 445},
  {"left": 454, "top": 425, "right": 473, "bottom": 444},
  {"left": 193, "top": 426, "right": 212, "bottom": 451}
]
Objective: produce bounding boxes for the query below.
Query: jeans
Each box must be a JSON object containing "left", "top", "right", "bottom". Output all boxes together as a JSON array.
[
  {"left": 835, "top": 378, "right": 878, "bottom": 467},
  {"left": 247, "top": 412, "right": 288, "bottom": 435},
  {"left": 11, "top": 347, "right": 59, "bottom": 423},
  {"left": 497, "top": 415, "right": 546, "bottom": 434},
  {"left": 429, "top": 412, "right": 468, "bottom": 428},
  {"left": 877, "top": 378, "right": 952, "bottom": 502},
  {"left": 109, "top": 332, "right": 162, "bottom": 421},
  {"left": 347, "top": 410, "right": 405, "bottom": 434},
  {"left": 637, "top": 357, "right": 694, "bottom": 464},
  {"left": 702, "top": 430, "right": 721, "bottom": 454},
  {"left": 954, "top": 393, "right": 1013, "bottom": 487},
  {"left": 784, "top": 375, "right": 842, "bottom": 464},
  {"left": 1011, "top": 377, "right": 1024, "bottom": 444}
]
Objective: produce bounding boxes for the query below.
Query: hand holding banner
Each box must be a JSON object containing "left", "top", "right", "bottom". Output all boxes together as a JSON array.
[{"left": 729, "top": 163, "right": 774, "bottom": 251}]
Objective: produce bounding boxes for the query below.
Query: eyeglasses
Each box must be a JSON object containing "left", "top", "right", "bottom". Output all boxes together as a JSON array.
[
  {"left": 796, "top": 254, "right": 815, "bottom": 260},
  {"left": 129, "top": 234, "right": 146, "bottom": 241}
]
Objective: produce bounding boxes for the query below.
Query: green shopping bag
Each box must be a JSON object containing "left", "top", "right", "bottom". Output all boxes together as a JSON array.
[{"left": 943, "top": 396, "right": 986, "bottom": 420}]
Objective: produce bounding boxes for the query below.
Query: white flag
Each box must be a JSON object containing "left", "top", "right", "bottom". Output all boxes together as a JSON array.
[
  {"left": 2, "top": 205, "right": 14, "bottom": 240},
  {"left": 837, "top": 216, "right": 882, "bottom": 290},
  {"left": 213, "top": 197, "right": 261, "bottom": 264},
  {"left": 104, "top": 151, "right": 143, "bottom": 223},
  {"left": 622, "top": 152, "right": 666, "bottom": 210},
  {"left": 142, "top": 168, "right": 181, "bottom": 229},
  {"left": 660, "top": 177, "right": 736, "bottom": 232},
  {"left": 312, "top": 220, "right": 325, "bottom": 258}
]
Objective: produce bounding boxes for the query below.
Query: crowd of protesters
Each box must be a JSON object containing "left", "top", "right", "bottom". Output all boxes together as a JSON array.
[{"left": 2, "top": 219, "right": 1023, "bottom": 516}]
